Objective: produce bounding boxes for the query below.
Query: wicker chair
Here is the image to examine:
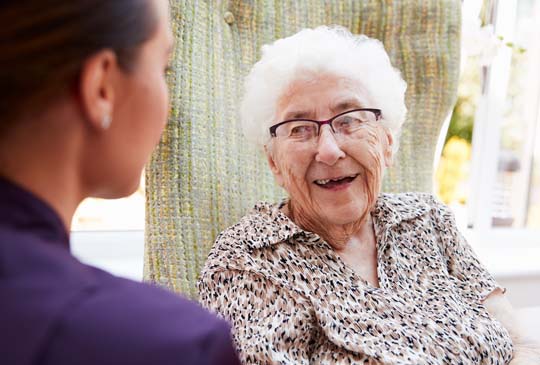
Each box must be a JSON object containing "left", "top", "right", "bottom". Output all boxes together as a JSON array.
[{"left": 144, "top": 0, "right": 462, "bottom": 298}]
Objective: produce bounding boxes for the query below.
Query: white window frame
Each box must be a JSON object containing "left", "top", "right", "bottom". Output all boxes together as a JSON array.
[
  {"left": 465, "top": 0, "right": 540, "bottom": 307},
  {"left": 469, "top": 0, "right": 540, "bottom": 231},
  {"left": 468, "top": 0, "right": 517, "bottom": 231}
]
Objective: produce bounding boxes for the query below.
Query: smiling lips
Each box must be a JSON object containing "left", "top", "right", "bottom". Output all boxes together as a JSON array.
[{"left": 313, "top": 174, "right": 359, "bottom": 189}]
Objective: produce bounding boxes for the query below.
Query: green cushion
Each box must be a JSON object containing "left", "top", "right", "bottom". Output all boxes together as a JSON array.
[{"left": 145, "top": 0, "right": 461, "bottom": 297}]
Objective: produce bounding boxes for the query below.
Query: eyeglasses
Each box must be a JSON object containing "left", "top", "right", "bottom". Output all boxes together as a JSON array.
[{"left": 269, "top": 108, "right": 382, "bottom": 141}]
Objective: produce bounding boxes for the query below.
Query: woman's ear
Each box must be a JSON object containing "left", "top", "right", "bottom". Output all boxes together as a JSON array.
[
  {"left": 264, "top": 144, "right": 285, "bottom": 187},
  {"left": 383, "top": 130, "right": 394, "bottom": 167},
  {"left": 78, "top": 49, "right": 118, "bottom": 131}
]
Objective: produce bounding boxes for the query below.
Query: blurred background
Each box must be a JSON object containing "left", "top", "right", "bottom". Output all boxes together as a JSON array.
[{"left": 71, "top": 0, "right": 540, "bottom": 314}]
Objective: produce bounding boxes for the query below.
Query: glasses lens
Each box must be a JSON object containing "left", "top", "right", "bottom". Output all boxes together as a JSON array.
[
  {"left": 333, "top": 110, "right": 377, "bottom": 134},
  {"left": 275, "top": 121, "right": 319, "bottom": 140}
]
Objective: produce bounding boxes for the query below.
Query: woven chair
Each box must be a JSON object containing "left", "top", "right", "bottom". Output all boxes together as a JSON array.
[{"left": 144, "top": 0, "right": 462, "bottom": 298}]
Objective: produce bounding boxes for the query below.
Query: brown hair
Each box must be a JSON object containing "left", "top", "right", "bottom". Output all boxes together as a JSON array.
[{"left": 0, "top": 0, "right": 158, "bottom": 134}]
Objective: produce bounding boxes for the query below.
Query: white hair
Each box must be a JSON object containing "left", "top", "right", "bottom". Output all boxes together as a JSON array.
[{"left": 240, "top": 26, "right": 407, "bottom": 154}]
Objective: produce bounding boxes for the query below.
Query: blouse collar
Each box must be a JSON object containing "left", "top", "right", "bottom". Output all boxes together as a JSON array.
[
  {"left": 243, "top": 193, "right": 431, "bottom": 250},
  {"left": 0, "top": 176, "right": 70, "bottom": 249}
]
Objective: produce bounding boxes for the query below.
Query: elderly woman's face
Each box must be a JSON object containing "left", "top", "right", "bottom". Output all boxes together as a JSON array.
[{"left": 267, "top": 75, "right": 393, "bottom": 227}]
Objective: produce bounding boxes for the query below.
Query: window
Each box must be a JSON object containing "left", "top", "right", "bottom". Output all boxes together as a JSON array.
[
  {"left": 468, "top": 0, "right": 540, "bottom": 230},
  {"left": 71, "top": 175, "right": 145, "bottom": 231},
  {"left": 70, "top": 175, "right": 145, "bottom": 281},
  {"left": 436, "top": 0, "right": 540, "bottom": 308}
]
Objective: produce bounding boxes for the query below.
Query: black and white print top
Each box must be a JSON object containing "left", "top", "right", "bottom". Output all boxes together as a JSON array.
[{"left": 198, "top": 193, "right": 513, "bottom": 365}]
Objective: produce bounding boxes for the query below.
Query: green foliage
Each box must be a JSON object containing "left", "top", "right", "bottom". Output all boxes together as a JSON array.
[
  {"left": 446, "top": 98, "right": 475, "bottom": 144},
  {"left": 445, "top": 59, "right": 481, "bottom": 144}
]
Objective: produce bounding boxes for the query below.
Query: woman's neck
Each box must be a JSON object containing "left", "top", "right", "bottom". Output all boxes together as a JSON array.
[
  {"left": 0, "top": 162, "right": 83, "bottom": 232},
  {"left": 0, "top": 110, "right": 86, "bottom": 231},
  {"left": 283, "top": 200, "right": 373, "bottom": 249},
  {"left": 335, "top": 221, "right": 379, "bottom": 287}
]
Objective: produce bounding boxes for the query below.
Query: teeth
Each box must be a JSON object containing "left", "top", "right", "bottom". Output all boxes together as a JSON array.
[
  {"left": 316, "top": 179, "right": 330, "bottom": 185},
  {"left": 315, "top": 174, "right": 358, "bottom": 185}
]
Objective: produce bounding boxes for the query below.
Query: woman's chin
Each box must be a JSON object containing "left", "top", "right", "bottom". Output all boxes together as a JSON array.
[
  {"left": 92, "top": 178, "right": 141, "bottom": 200},
  {"left": 118, "top": 179, "right": 141, "bottom": 198}
]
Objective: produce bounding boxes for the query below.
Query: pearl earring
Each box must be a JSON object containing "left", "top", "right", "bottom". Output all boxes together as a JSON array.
[{"left": 101, "top": 115, "right": 112, "bottom": 129}]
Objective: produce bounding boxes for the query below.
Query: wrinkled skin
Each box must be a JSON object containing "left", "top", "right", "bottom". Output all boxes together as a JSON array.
[{"left": 266, "top": 74, "right": 393, "bottom": 248}]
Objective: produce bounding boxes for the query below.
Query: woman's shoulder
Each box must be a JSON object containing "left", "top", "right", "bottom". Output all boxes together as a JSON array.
[
  {"left": 214, "top": 201, "right": 281, "bottom": 246},
  {"left": 375, "top": 192, "right": 461, "bottom": 243},
  {"left": 378, "top": 191, "right": 440, "bottom": 207},
  {"left": 202, "top": 200, "right": 295, "bottom": 272},
  {"left": 46, "top": 267, "right": 238, "bottom": 364},
  {"left": 374, "top": 192, "right": 445, "bottom": 221},
  {"left": 0, "top": 233, "right": 235, "bottom": 365}
]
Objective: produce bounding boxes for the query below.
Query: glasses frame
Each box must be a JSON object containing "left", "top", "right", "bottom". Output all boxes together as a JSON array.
[{"left": 269, "top": 108, "right": 382, "bottom": 138}]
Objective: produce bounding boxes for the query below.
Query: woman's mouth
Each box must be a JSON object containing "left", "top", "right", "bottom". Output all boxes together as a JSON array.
[{"left": 313, "top": 174, "right": 359, "bottom": 189}]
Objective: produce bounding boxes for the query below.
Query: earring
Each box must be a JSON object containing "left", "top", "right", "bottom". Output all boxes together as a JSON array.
[{"left": 101, "top": 114, "right": 112, "bottom": 129}]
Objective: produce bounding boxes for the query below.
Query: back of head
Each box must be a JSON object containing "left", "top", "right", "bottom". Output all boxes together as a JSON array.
[{"left": 0, "top": 0, "right": 157, "bottom": 137}]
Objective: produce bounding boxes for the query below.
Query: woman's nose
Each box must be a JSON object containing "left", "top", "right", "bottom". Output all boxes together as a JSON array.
[{"left": 315, "top": 126, "right": 345, "bottom": 165}]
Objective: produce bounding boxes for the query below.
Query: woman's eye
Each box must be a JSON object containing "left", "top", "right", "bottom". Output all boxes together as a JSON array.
[
  {"left": 290, "top": 125, "right": 316, "bottom": 137},
  {"left": 340, "top": 117, "right": 353, "bottom": 126},
  {"left": 336, "top": 117, "right": 362, "bottom": 131}
]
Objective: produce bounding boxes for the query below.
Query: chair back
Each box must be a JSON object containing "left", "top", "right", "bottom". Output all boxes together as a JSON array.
[{"left": 145, "top": 0, "right": 462, "bottom": 298}]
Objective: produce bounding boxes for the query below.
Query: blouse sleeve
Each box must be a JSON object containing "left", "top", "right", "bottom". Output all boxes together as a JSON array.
[
  {"left": 198, "top": 269, "right": 314, "bottom": 365},
  {"left": 430, "top": 196, "right": 503, "bottom": 303}
]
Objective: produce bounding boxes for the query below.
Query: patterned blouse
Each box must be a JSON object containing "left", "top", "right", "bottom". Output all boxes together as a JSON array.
[{"left": 198, "top": 193, "right": 513, "bottom": 364}]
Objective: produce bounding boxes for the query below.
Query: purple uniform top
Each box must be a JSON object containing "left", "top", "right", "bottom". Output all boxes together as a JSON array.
[{"left": 0, "top": 176, "right": 240, "bottom": 365}]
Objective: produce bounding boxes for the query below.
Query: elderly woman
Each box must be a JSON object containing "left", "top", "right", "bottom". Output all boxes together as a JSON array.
[{"left": 198, "top": 27, "right": 538, "bottom": 364}]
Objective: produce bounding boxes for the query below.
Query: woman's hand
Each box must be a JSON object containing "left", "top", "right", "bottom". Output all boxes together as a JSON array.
[{"left": 484, "top": 290, "right": 540, "bottom": 364}]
